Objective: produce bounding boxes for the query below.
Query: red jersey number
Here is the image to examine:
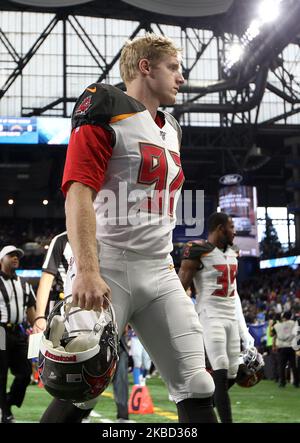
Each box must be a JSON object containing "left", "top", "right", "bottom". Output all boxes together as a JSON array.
[
  {"left": 137, "top": 144, "right": 184, "bottom": 217},
  {"left": 212, "top": 264, "right": 237, "bottom": 297}
]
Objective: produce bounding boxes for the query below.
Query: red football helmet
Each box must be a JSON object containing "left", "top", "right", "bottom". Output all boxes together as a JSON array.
[{"left": 236, "top": 347, "right": 264, "bottom": 388}]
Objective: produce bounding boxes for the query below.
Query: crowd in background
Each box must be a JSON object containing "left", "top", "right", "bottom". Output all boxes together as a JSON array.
[
  {"left": 1, "top": 224, "right": 300, "bottom": 325},
  {"left": 239, "top": 266, "right": 300, "bottom": 326},
  {"left": 237, "top": 266, "right": 300, "bottom": 387},
  {"left": 0, "top": 219, "right": 65, "bottom": 269}
]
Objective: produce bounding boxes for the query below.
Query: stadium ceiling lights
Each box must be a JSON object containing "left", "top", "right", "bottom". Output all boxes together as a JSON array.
[
  {"left": 257, "top": 0, "right": 282, "bottom": 24},
  {"left": 226, "top": 44, "right": 244, "bottom": 70},
  {"left": 225, "top": 0, "right": 283, "bottom": 73}
]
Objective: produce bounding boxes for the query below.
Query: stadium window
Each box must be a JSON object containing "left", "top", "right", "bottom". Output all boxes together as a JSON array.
[{"left": 257, "top": 206, "right": 295, "bottom": 252}]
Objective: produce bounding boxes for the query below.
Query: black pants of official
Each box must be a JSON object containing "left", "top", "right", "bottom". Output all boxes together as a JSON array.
[
  {"left": 113, "top": 344, "right": 129, "bottom": 419},
  {"left": 278, "top": 347, "right": 299, "bottom": 387},
  {"left": 0, "top": 327, "right": 32, "bottom": 414},
  {"left": 266, "top": 346, "right": 280, "bottom": 381}
]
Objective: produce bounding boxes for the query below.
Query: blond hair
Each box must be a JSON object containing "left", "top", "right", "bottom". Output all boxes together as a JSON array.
[{"left": 120, "top": 33, "right": 181, "bottom": 84}]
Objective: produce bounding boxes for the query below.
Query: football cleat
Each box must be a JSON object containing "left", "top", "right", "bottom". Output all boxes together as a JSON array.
[{"left": 38, "top": 295, "right": 118, "bottom": 403}]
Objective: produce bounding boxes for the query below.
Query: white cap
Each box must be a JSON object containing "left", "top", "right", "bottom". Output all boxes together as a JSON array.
[{"left": 0, "top": 245, "right": 24, "bottom": 261}]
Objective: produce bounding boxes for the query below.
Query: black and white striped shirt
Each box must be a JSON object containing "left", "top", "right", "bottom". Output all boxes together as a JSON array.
[
  {"left": 42, "top": 231, "right": 72, "bottom": 289},
  {"left": 0, "top": 271, "right": 36, "bottom": 325}
]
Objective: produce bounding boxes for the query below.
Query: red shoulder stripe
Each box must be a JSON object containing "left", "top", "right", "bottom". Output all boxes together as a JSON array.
[{"left": 62, "top": 124, "right": 113, "bottom": 196}]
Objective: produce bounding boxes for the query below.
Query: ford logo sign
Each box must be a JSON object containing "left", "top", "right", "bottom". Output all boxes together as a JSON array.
[{"left": 219, "top": 174, "right": 243, "bottom": 185}]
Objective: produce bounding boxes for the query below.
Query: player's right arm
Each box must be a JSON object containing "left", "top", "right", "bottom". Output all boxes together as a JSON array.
[
  {"left": 65, "top": 182, "right": 111, "bottom": 311},
  {"left": 178, "top": 241, "right": 209, "bottom": 291},
  {"left": 62, "top": 85, "right": 115, "bottom": 311},
  {"left": 178, "top": 259, "right": 199, "bottom": 291}
]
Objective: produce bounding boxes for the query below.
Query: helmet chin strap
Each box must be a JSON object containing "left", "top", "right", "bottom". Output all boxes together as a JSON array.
[
  {"left": 63, "top": 295, "right": 117, "bottom": 335},
  {"left": 46, "top": 294, "right": 118, "bottom": 353},
  {"left": 63, "top": 308, "right": 115, "bottom": 352},
  {"left": 63, "top": 305, "right": 105, "bottom": 334}
]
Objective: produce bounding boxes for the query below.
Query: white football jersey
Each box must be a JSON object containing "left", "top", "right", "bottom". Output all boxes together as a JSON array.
[
  {"left": 94, "top": 107, "right": 183, "bottom": 255},
  {"left": 183, "top": 241, "right": 238, "bottom": 319},
  {"left": 71, "top": 84, "right": 184, "bottom": 256}
]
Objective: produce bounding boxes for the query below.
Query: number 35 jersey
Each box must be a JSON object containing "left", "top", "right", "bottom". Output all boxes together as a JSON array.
[
  {"left": 62, "top": 83, "right": 184, "bottom": 256},
  {"left": 182, "top": 241, "right": 239, "bottom": 319}
]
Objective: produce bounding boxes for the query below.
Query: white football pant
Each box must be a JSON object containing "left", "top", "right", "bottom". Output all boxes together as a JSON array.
[
  {"left": 200, "top": 309, "right": 240, "bottom": 379},
  {"left": 65, "top": 242, "right": 215, "bottom": 403}
]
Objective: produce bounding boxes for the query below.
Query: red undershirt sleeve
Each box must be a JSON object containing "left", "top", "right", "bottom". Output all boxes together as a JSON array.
[{"left": 61, "top": 124, "right": 113, "bottom": 196}]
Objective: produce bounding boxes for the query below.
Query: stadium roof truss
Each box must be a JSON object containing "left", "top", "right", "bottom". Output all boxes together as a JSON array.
[
  {"left": 0, "top": 0, "right": 299, "bottom": 126},
  {"left": 0, "top": 0, "right": 300, "bottom": 210}
]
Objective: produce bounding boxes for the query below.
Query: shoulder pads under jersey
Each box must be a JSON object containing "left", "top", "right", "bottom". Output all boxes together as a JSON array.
[
  {"left": 182, "top": 240, "right": 215, "bottom": 261},
  {"left": 71, "top": 83, "right": 145, "bottom": 130}
]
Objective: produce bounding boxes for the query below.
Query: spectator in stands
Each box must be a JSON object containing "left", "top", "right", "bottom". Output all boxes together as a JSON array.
[{"left": 256, "top": 306, "right": 266, "bottom": 324}]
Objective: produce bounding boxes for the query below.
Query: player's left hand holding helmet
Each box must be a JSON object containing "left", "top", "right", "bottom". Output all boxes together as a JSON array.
[
  {"left": 38, "top": 295, "right": 118, "bottom": 403},
  {"left": 236, "top": 346, "right": 264, "bottom": 388}
]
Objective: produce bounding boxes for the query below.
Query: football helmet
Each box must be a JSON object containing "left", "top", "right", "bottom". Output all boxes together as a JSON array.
[
  {"left": 236, "top": 347, "right": 264, "bottom": 388},
  {"left": 38, "top": 295, "right": 118, "bottom": 403}
]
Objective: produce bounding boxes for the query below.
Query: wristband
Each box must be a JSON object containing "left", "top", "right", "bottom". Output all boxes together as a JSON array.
[{"left": 33, "top": 316, "right": 46, "bottom": 324}]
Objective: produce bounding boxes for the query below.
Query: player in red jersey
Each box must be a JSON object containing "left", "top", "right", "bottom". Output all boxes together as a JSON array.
[{"left": 40, "top": 34, "right": 217, "bottom": 423}]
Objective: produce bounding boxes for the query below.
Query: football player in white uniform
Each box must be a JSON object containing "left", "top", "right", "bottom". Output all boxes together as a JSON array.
[
  {"left": 40, "top": 34, "right": 217, "bottom": 423},
  {"left": 129, "top": 328, "right": 152, "bottom": 385},
  {"left": 179, "top": 212, "right": 254, "bottom": 423}
]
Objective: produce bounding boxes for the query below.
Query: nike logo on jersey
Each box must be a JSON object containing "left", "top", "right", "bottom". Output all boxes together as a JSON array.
[{"left": 86, "top": 87, "right": 96, "bottom": 93}]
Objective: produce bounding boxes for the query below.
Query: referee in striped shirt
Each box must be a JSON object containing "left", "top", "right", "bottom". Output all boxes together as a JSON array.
[
  {"left": 0, "top": 245, "right": 36, "bottom": 423},
  {"left": 33, "top": 231, "right": 71, "bottom": 334}
]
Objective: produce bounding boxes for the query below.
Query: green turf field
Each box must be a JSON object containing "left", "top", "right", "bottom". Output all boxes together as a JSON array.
[{"left": 8, "top": 375, "right": 300, "bottom": 423}]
